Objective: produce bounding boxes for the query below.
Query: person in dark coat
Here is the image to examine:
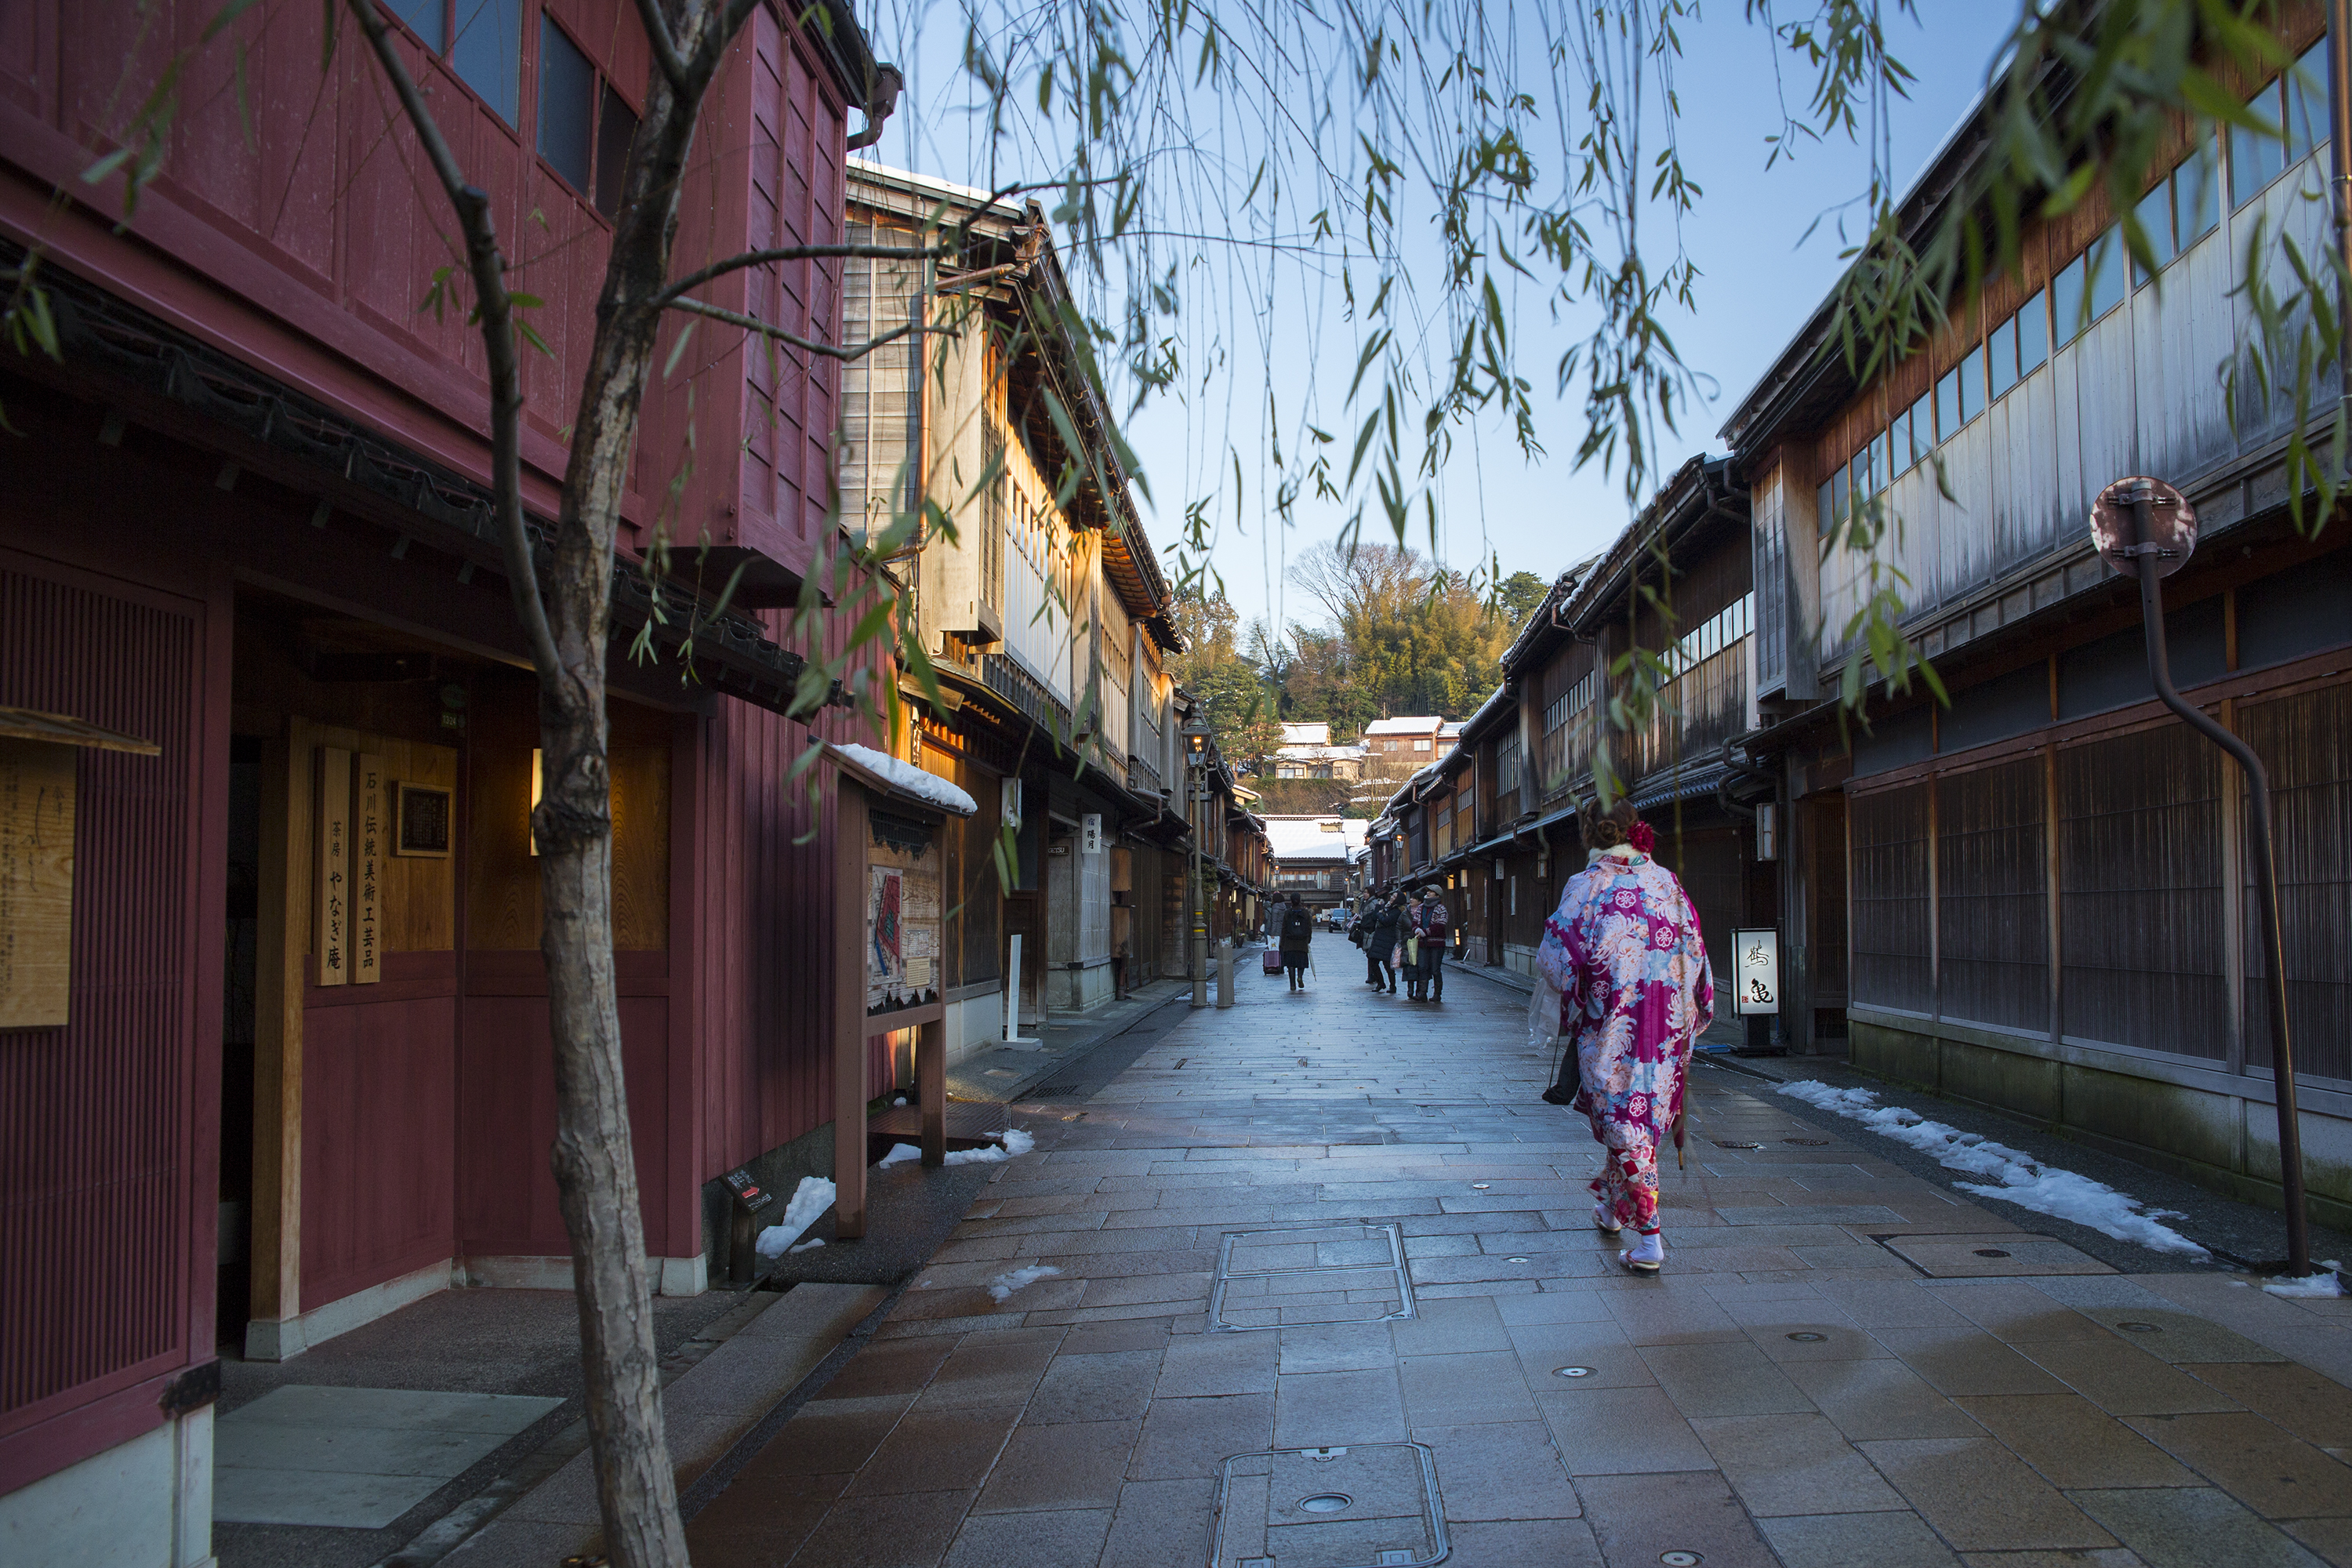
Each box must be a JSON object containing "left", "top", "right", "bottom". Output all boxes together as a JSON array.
[
  {"left": 1414, "top": 884, "right": 1450, "bottom": 1002},
  {"left": 1364, "top": 891, "right": 1403, "bottom": 992},
  {"left": 1277, "top": 894, "right": 1314, "bottom": 990}
]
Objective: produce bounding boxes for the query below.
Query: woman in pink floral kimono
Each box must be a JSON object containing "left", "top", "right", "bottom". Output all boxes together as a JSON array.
[{"left": 1535, "top": 800, "right": 1714, "bottom": 1272}]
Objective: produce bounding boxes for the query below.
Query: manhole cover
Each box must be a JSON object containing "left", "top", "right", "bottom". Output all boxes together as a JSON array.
[
  {"left": 1973, "top": 1249, "right": 2012, "bottom": 1258},
  {"left": 1712, "top": 1141, "right": 1763, "bottom": 1150},
  {"left": 1555, "top": 1366, "right": 1595, "bottom": 1378},
  {"left": 1212, "top": 1444, "right": 1446, "bottom": 1568},
  {"left": 1210, "top": 1222, "right": 1417, "bottom": 1331},
  {"left": 1784, "top": 1137, "right": 1829, "bottom": 1146},
  {"left": 2116, "top": 1321, "right": 2162, "bottom": 1334},
  {"left": 1786, "top": 1332, "right": 1827, "bottom": 1342},
  {"left": 1661, "top": 1554, "right": 1704, "bottom": 1567}
]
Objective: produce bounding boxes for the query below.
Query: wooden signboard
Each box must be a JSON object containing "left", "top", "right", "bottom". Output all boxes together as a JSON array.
[
  {"left": 354, "top": 753, "right": 383, "bottom": 985},
  {"left": 0, "top": 707, "right": 160, "bottom": 1030},
  {"left": 316, "top": 747, "right": 351, "bottom": 986},
  {"left": 0, "top": 738, "right": 76, "bottom": 1029}
]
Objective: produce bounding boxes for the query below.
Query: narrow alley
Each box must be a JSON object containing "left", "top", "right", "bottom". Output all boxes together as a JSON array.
[{"left": 673, "top": 964, "right": 2352, "bottom": 1568}]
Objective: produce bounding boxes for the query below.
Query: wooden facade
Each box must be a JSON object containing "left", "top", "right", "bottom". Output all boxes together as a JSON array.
[
  {"left": 1724, "top": 8, "right": 2352, "bottom": 1221},
  {"left": 0, "top": 0, "right": 891, "bottom": 1552}
]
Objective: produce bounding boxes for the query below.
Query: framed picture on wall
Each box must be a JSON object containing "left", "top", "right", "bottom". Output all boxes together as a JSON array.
[{"left": 394, "top": 781, "right": 452, "bottom": 858}]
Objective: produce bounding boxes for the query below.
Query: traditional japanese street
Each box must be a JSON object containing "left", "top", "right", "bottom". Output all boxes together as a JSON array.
[{"left": 596, "top": 962, "right": 2352, "bottom": 1568}]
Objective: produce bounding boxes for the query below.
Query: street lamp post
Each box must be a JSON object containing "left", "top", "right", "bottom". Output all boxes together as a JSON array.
[
  {"left": 2092, "top": 476, "right": 2311, "bottom": 1278},
  {"left": 1185, "top": 717, "right": 1210, "bottom": 1009}
]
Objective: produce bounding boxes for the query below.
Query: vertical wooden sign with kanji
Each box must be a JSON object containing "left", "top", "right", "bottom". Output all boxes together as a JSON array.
[
  {"left": 0, "top": 738, "right": 74, "bottom": 1029},
  {"left": 354, "top": 753, "right": 382, "bottom": 985},
  {"left": 316, "top": 746, "right": 350, "bottom": 987}
]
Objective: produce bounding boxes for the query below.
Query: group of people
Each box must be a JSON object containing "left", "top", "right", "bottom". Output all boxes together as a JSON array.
[{"left": 1348, "top": 886, "right": 1454, "bottom": 1000}]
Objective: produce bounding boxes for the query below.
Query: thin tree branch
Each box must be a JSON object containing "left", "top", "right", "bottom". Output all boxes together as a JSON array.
[
  {"left": 630, "top": 0, "right": 691, "bottom": 94},
  {"left": 345, "top": 0, "right": 562, "bottom": 682},
  {"left": 655, "top": 241, "right": 953, "bottom": 307},
  {"left": 662, "top": 292, "right": 935, "bottom": 360}
]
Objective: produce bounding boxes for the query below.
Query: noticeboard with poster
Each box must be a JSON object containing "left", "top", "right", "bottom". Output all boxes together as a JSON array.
[{"left": 866, "top": 829, "right": 942, "bottom": 1014}]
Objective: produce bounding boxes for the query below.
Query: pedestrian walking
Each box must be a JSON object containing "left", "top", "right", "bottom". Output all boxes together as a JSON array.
[
  {"left": 1414, "top": 884, "right": 1449, "bottom": 1003},
  {"left": 1363, "top": 892, "right": 1401, "bottom": 991},
  {"left": 1534, "top": 800, "right": 1714, "bottom": 1274},
  {"left": 1277, "top": 893, "right": 1315, "bottom": 991}
]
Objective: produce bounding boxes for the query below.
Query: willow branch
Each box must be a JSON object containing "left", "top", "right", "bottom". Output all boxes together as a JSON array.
[
  {"left": 662, "top": 293, "right": 934, "bottom": 361},
  {"left": 655, "top": 241, "right": 953, "bottom": 307},
  {"left": 345, "top": 0, "right": 561, "bottom": 681}
]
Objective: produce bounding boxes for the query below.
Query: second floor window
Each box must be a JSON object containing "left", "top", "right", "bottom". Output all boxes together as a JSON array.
[
  {"left": 539, "top": 18, "right": 640, "bottom": 220},
  {"left": 388, "top": 0, "right": 521, "bottom": 128}
]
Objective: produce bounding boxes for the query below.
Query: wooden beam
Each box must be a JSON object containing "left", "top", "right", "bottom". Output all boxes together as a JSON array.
[
  {"left": 248, "top": 720, "right": 310, "bottom": 1352},
  {"left": 918, "top": 1018, "right": 946, "bottom": 1168}
]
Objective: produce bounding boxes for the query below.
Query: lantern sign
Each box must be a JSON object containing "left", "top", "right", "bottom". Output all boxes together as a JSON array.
[
  {"left": 1081, "top": 813, "right": 1104, "bottom": 855},
  {"left": 1732, "top": 928, "right": 1780, "bottom": 1017}
]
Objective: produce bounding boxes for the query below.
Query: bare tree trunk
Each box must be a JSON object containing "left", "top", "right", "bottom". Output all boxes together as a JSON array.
[{"left": 345, "top": 3, "right": 764, "bottom": 1562}]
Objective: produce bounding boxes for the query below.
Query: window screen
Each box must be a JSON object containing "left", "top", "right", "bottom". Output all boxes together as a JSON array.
[
  {"left": 452, "top": 0, "right": 521, "bottom": 125},
  {"left": 537, "top": 18, "right": 594, "bottom": 194}
]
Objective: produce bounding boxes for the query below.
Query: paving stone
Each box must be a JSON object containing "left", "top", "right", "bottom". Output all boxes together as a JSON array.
[
  {"left": 1396, "top": 1348, "right": 1542, "bottom": 1427},
  {"left": 1761, "top": 1508, "right": 1963, "bottom": 1568},
  {"left": 1955, "top": 1393, "right": 2200, "bottom": 1490},
  {"left": 1639, "top": 1338, "right": 1817, "bottom": 1417},
  {"left": 1785, "top": 1359, "right": 1987, "bottom": 1440},
  {"left": 1099, "top": 1478, "right": 1218, "bottom": 1568},
  {"left": 941, "top": 1505, "right": 1112, "bottom": 1568},
  {"left": 1576, "top": 1469, "right": 1781, "bottom": 1568},
  {"left": 2121, "top": 1412, "right": 2352, "bottom": 1519},
  {"left": 1694, "top": 1411, "right": 1908, "bottom": 1516},
  {"left": 1443, "top": 1517, "right": 1606, "bottom": 1566},
  {"left": 971, "top": 1419, "right": 1140, "bottom": 1512},
  {"left": 783, "top": 1490, "right": 975, "bottom": 1568},
  {"left": 2016, "top": 1336, "right": 2252, "bottom": 1417},
  {"left": 2189, "top": 1363, "right": 2352, "bottom": 1449},
  {"left": 1411, "top": 1420, "right": 1579, "bottom": 1521},
  {"left": 845, "top": 1403, "right": 1022, "bottom": 1496},
  {"left": 1272, "top": 1366, "right": 1407, "bottom": 1446},
  {"left": 1875, "top": 1325, "right": 2074, "bottom": 1397},
  {"left": 1864, "top": 1437, "right": 2118, "bottom": 1551},
  {"left": 1127, "top": 1393, "right": 1276, "bottom": 1480},
  {"left": 2068, "top": 1485, "right": 2329, "bottom": 1567},
  {"left": 1024, "top": 1347, "right": 1164, "bottom": 1423},
  {"left": 1535, "top": 1384, "right": 1715, "bottom": 1474}
]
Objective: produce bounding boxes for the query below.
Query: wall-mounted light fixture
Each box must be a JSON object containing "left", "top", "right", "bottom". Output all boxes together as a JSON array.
[{"left": 529, "top": 749, "right": 542, "bottom": 856}]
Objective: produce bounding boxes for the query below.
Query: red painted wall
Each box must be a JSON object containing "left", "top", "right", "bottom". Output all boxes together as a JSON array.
[{"left": 0, "top": 532, "right": 228, "bottom": 1496}]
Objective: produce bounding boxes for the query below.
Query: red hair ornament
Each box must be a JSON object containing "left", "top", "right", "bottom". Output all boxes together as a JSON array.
[{"left": 1628, "top": 822, "right": 1656, "bottom": 855}]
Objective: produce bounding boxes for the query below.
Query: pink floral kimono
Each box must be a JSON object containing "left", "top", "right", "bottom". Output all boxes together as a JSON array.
[{"left": 1535, "top": 844, "right": 1715, "bottom": 1232}]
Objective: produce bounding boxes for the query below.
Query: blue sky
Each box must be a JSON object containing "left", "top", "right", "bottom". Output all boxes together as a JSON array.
[{"left": 855, "top": 3, "right": 2020, "bottom": 639}]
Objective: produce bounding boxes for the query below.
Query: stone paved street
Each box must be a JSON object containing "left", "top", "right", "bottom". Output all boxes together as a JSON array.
[{"left": 690, "top": 963, "right": 2352, "bottom": 1568}]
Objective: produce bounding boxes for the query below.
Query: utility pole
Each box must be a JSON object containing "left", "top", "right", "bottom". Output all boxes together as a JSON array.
[
  {"left": 2331, "top": 1, "right": 2352, "bottom": 408},
  {"left": 1185, "top": 715, "right": 1210, "bottom": 1007}
]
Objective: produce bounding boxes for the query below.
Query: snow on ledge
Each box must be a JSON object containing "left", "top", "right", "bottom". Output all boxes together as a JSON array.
[{"left": 832, "top": 743, "right": 978, "bottom": 816}]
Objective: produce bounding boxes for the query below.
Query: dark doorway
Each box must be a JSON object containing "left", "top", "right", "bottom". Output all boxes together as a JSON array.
[{"left": 218, "top": 735, "right": 263, "bottom": 1348}]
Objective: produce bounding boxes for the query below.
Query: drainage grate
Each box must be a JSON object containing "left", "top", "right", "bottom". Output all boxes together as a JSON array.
[
  {"left": 1208, "top": 1222, "right": 1417, "bottom": 1331},
  {"left": 1211, "top": 1444, "right": 1446, "bottom": 1568}
]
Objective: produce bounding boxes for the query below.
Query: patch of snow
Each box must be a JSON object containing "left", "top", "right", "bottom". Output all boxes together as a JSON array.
[
  {"left": 893, "top": 1096, "right": 908, "bottom": 1106},
  {"left": 789, "top": 1238, "right": 825, "bottom": 1254},
  {"left": 876, "top": 1142, "right": 923, "bottom": 1167},
  {"left": 987, "top": 1264, "right": 1062, "bottom": 1302},
  {"left": 878, "top": 1128, "right": 1036, "bottom": 1169},
  {"left": 832, "top": 743, "right": 977, "bottom": 815},
  {"left": 2263, "top": 1272, "right": 2347, "bottom": 1299},
  {"left": 753, "top": 1175, "right": 837, "bottom": 1258},
  {"left": 1776, "top": 1081, "right": 2209, "bottom": 1259}
]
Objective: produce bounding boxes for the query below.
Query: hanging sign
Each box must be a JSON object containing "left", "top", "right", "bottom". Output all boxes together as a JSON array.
[
  {"left": 1732, "top": 927, "right": 1780, "bottom": 1016},
  {"left": 354, "top": 753, "right": 383, "bottom": 985},
  {"left": 0, "top": 739, "right": 75, "bottom": 1029},
  {"left": 1081, "top": 812, "right": 1104, "bottom": 855},
  {"left": 316, "top": 747, "right": 350, "bottom": 986}
]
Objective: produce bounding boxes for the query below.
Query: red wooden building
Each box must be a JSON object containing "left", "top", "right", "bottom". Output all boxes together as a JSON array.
[{"left": 0, "top": 2, "right": 891, "bottom": 1560}]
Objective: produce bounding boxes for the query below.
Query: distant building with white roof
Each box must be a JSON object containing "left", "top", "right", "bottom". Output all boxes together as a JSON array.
[{"left": 1262, "top": 815, "right": 1371, "bottom": 909}]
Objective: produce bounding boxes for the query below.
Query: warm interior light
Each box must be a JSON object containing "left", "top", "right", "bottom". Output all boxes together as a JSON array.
[{"left": 529, "top": 749, "right": 541, "bottom": 856}]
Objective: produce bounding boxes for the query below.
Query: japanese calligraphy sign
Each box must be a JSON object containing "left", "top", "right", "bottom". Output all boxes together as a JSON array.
[
  {"left": 316, "top": 746, "right": 350, "bottom": 986},
  {"left": 354, "top": 753, "right": 382, "bottom": 985},
  {"left": 1732, "top": 927, "right": 1780, "bottom": 1017}
]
